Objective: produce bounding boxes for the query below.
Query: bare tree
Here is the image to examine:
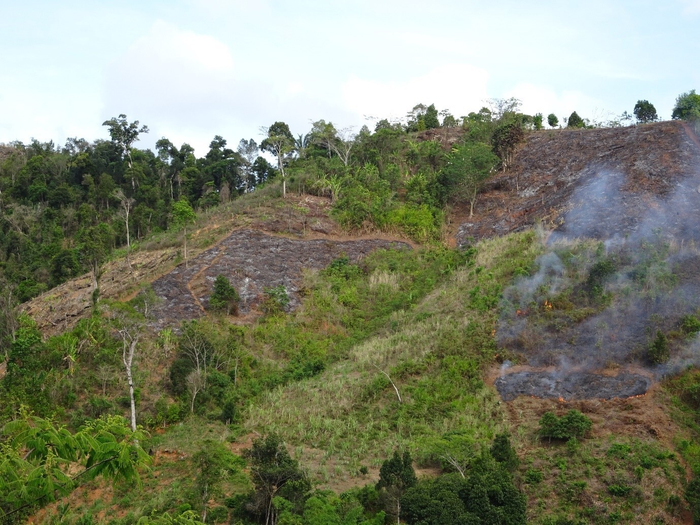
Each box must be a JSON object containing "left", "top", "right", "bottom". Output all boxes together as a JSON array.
[
  {"left": 187, "top": 369, "right": 205, "bottom": 414},
  {"left": 113, "top": 188, "right": 135, "bottom": 269},
  {"left": 330, "top": 127, "right": 357, "bottom": 167}
]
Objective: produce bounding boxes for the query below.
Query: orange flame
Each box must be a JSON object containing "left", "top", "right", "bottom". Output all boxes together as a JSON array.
[
  {"left": 544, "top": 300, "right": 553, "bottom": 310},
  {"left": 558, "top": 397, "right": 565, "bottom": 403}
]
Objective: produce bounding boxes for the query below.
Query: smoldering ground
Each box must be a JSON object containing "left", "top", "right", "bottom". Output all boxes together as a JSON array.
[{"left": 496, "top": 167, "right": 700, "bottom": 400}]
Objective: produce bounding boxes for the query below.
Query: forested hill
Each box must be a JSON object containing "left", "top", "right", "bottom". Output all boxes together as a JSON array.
[{"left": 4, "top": 97, "right": 700, "bottom": 525}]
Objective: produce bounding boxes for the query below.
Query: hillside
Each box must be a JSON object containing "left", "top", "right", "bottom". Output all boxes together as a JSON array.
[{"left": 5, "top": 121, "right": 700, "bottom": 524}]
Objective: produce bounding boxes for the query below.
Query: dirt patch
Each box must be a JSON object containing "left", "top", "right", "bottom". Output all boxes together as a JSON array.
[{"left": 452, "top": 122, "right": 700, "bottom": 245}]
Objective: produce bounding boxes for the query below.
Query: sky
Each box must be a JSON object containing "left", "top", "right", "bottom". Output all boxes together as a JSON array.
[{"left": 1, "top": 0, "right": 699, "bottom": 155}]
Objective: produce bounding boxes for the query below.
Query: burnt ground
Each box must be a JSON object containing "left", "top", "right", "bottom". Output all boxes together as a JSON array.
[
  {"left": 495, "top": 370, "right": 651, "bottom": 401},
  {"left": 148, "top": 229, "right": 408, "bottom": 331},
  {"left": 453, "top": 121, "right": 700, "bottom": 245},
  {"left": 477, "top": 121, "right": 700, "bottom": 402}
]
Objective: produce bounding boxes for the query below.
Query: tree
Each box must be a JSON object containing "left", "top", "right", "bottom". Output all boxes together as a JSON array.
[
  {"left": 0, "top": 276, "right": 19, "bottom": 360},
  {"left": 192, "top": 440, "right": 241, "bottom": 522},
  {"left": 113, "top": 188, "right": 136, "bottom": 268},
  {"left": 208, "top": 275, "right": 240, "bottom": 315},
  {"left": 672, "top": 89, "right": 700, "bottom": 121},
  {"left": 261, "top": 122, "right": 295, "bottom": 198},
  {"left": 533, "top": 113, "right": 544, "bottom": 130},
  {"left": 491, "top": 122, "right": 525, "bottom": 175},
  {"left": 111, "top": 304, "right": 144, "bottom": 432},
  {"left": 486, "top": 97, "right": 522, "bottom": 123},
  {"left": 237, "top": 138, "right": 259, "bottom": 192},
  {"left": 567, "top": 111, "right": 585, "bottom": 128},
  {"left": 633, "top": 100, "right": 658, "bottom": 123},
  {"left": 102, "top": 114, "right": 149, "bottom": 189},
  {"left": 245, "top": 434, "right": 310, "bottom": 525},
  {"left": 547, "top": 113, "right": 559, "bottom": 128},
  {"left": 76, "top": 223, "right": 114, "bottom": 303},
  {"left": 441, "top": 142, "right": 499, "bottom": 216},
  {"left": 172, "top": 197, "right": 196, "bottom": 268},
  {"left": 376, "top": 450, "right": 416, "bottom": 524},
  {"left": 424, "top": 104, "right": 440, "bottom": 129}
]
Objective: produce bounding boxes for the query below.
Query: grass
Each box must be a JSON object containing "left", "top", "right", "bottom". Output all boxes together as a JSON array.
[{"left": 243, "top": 230, "right": 543, "bottom": 482}]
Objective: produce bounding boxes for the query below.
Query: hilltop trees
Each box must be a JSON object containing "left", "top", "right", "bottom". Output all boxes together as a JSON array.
[
  {"left": 567, "top": 111, "right": 585, "bottom": 128},
  {"left": 672, "top": 89, "right": 700, "bottom": 121},
  {"left": 102, "top": 114, "right": 149, "bottom": 189},
  {"left": 261, "top": 122, "right": 295, "bottom": 197},
  {"left": 633, "top": 100, "right": 658, "bottom": 123}
]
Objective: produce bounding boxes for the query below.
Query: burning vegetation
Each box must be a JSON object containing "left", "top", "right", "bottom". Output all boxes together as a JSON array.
[{"left": 495, "top": 136, "right": 700, "bottom": 401}]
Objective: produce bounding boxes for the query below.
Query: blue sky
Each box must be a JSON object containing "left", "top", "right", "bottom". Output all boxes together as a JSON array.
[{"left": 1, "top": 0, "right": 699, "bottom": 154}]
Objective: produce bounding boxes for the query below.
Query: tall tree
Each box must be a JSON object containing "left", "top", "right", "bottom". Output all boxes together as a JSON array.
[
  {"left": 377, "top": 450, "right": 416, "bottom": 525},
  {"left": 244, "top": 434, "right": 310, "bottom": 525},
  {"left": 172, "top": 197, "right": 196, "bottom": 268},
  {"left": 261, "top": 122, "right": 295, "bottom": 198},
  {"left": 102, "top": 114, "right": 149, "bottom": 189},
  {"left": 237, "top": 138, "right": 259, "bottom": 192}
]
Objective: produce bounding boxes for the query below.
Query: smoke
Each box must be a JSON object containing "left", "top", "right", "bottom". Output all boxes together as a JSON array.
[{"left": 497, "top": 163, "right": 700, "bottom": 396}]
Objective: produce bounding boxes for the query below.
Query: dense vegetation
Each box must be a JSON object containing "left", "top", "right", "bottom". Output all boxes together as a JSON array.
[{"left": 2, "top": 90, "right": 700, "bottom": 524}]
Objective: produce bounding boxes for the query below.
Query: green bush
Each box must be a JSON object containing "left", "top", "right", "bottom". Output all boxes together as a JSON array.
[
  {"left": 538, "top": 410, "right": 592, "bottom": 441},
  {"left": 648, "top": 330, "right": 669, "bottom": 365},
  {"left": 681, "top": 315, "right": 700, "bottom": 335},
  {"left": 207, "top": 275, "right": 240, "bottom": 315}
]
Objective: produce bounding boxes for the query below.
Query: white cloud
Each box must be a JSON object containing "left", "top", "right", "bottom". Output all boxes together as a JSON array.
[{"left": 342, "top": 64, "right": 489, "bottom": 125}]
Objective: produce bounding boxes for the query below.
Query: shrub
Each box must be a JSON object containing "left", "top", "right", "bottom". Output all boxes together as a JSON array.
[
  {"left": 208, "top": 275, "right": 240, "bottom": 315},
  {"left": 490, "top": 433, "right": 519, "bottom": 472},
  {"left": 260, "top": 285, "right": 290, "bottom": 315},
  {"left": 681, "top": 315, "right": 700, "bottom": 335},
  {"left": 524, "top": 468, "right": 543, "bottom": 484},
  {"left": 648, "top": 330, "right": 669, "bottom": 365},
  {"left": 539, "top": 410, "right": 592, "bottom": 441}
]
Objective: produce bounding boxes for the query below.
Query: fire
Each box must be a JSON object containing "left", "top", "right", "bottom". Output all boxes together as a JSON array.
[
  {"left": 558, "top": 397, "right": 565, "bottom": 403},
  {"left": 544, "top": 300, "right": 553, "bottom": 310}
]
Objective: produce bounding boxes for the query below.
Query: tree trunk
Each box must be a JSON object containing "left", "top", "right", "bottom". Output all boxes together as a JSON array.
[
  {"left": 184, "top": 226, "right": 188, "bottom": 268},
  {"left": 123, "top": 338, "right": 138, "bottom": 432}
]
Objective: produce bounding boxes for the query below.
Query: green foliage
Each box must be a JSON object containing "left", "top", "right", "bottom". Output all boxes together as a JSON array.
[
  {"left": 192, "top": 440, "right": 242, "bottom": 520},
  {"left": 207, "top": 275, "right": 240, "bottom": 315},
  {"left": 0, "top": 413, "right": 149, "bottom": 522},
  {"left": 261, "top": 284, "right": 290, "bottom": 315},
  {"left": 377, "top": 450, "right": 417, "bottom": 492},
  {"left": 538, "top": 410, "right": 592, "bottom": 441},
  {"left": 633, "top": 100, "right": 658, "bottom": 123},
  {"left": 648, "top": 330, "right": 669, "bottom": 364},
  {"left": 672, "top": 89, "right": 700, "bottom": 121},
  {"left": 533, "top": 113, "right": 544, "bottom": 130},
  {"left": 401, "top": 455, "right": 526, "bottom": 524},
  {"left": 243, "top": 434, "right": 310, "bottom": 524},
  {"left": 585, "top": 257, "right": 616, "bottom": 300},
  {"left": 440, "top": 141, "right": 499, "bottom": 216},
  {"left": 567, "top": 111, "right": 585, "bottom": 128},
  {"left": 681, "top": 314, "right": 700, "bottom": 335},
  {"left": 547, "top": 113, "right": 559, "bottom": 128},
  {"left": 490, "top": 433, "right": 519, "bottom": 472}
]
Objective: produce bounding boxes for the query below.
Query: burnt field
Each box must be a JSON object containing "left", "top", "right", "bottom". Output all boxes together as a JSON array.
[{"left": 480, "top": 121, "right": 700, "bottom": 401}]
